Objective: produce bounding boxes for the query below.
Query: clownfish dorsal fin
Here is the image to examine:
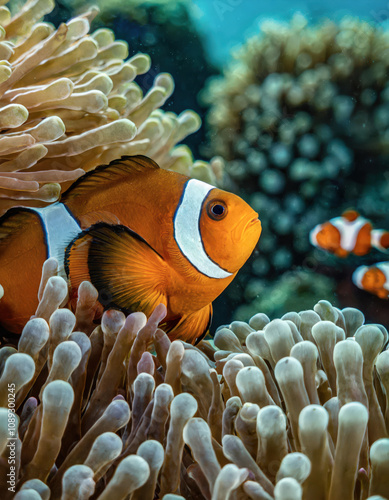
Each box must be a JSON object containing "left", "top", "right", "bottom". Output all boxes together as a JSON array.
[
  {"left": 61, "top": 155, "right": 160, "bottom": 202},
  {"left": 65, "top": 222, "right": 168, "bottom": 317},
  {"left": 342, "top": 209, "right": 360, "bottom": 222}
]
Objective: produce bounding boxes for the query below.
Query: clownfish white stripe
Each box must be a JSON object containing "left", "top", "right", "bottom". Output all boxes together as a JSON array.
[
  {"left": 371, "top": 230, "right": 389, "bottom": 252},
  {"left": 174, "top": 179, "right": 233, "bottom": 279},
  {"left": 352, "top": 265, "right": 368, "bottom": 288},
  {"left": 331, "top": 216, "right": 368, "bottom": 252},
  {"left": 31, "top": 203, "right": 81, "bottom": 273},
  {"left": 377, "top": 262, "right": 389, "bottom": 290},
  {"left": 309, "top": 225, "right": 320, "bottom": 247}
]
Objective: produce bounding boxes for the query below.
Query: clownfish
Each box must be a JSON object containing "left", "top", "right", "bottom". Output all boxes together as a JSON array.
[
  {"left": 309, "top": 210, "right": 389, "bottom": 258},
  {"left": 352, "top": 262, "right": 389, "bottom": 299},
  {"left": 0, "top": 156, "right": 261, "bottom": 342}
]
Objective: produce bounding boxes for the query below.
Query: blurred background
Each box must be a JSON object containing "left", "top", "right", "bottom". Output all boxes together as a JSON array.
[{"left": 46, "top": 0, "right": 389, "bottom": 329}]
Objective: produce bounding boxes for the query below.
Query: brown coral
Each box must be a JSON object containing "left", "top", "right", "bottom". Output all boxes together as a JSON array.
[{"left": 0, "top": 0, "right": 220, "bottom": 216}]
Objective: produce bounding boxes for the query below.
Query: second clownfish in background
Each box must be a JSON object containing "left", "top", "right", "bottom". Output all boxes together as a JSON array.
[
  {"left": 353, "top": 262, "right": 389, "bottom": 300},
  {"left": 309, "top": 209, "right": 389, "bottom": 257},
  {"left": 0, "top": 155, "right": 261, "bottom": 342}
]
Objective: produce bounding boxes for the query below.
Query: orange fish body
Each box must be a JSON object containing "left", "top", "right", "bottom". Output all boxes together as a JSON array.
[
  {"left": 353, "top": 262, "right": 389, "bottom": 299},
  {"left": 310, "top": 210, "right": 389, "bottom": 257},
  {"left": 0, "top": 156, "right": 261, "bottom": 342}
]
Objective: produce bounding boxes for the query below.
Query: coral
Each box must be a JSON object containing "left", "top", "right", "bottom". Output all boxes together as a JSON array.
[
  {"left": 1, "top": 259, "right": 389, "bottom": 499},
  {"left": 232, "top": 269, "right": 338, "bottom": 321},
  {"left": 203, "top": 15, "right": 389, "bottom": 319},
  {"left": 0, "top": 0, "right": 221, "bottom": 216}
]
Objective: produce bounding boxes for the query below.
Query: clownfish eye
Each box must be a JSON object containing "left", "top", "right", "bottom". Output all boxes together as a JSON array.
[{"left": 207, "top": 200, "right": 227, "bottom": 220}]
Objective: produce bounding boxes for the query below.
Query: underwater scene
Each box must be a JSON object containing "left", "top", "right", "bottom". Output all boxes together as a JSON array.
[{"left": 0, "top": 0, "right": 388, "bottom": 498}]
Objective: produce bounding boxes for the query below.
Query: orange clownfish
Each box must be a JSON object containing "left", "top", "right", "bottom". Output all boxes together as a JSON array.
[
  {"left": 309, "top": 210, "right": 389, "bottom": 258},
  {"left": 352, "top": 262, "right": 389, "bottom": 299},
  {"left": 0, "top": 156, "right": 261, "bottom": 342}
]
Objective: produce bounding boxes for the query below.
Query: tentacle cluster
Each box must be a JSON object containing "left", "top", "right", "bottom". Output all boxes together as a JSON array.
[
  {"left": 0, "top": 259, "right": 388, "bottom": 499},
  {"left": 0, "top": 0, "right": 221, "bottom": 215}
]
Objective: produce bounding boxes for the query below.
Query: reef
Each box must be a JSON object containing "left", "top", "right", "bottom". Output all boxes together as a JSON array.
[
  {"left": 1, "top": 259, "right": 389, "bottom": 499},
  {"left": 202, "top": 15, "right": 389, "bottom": 319},
  {"left": 232, "top": 269, "right": 338, "bottom": 322},
  {"left": 0, "top": 0, "right": 220, "bottom": 216}
]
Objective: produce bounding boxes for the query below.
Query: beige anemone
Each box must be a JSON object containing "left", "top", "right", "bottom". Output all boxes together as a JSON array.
[
  {"left": 0, "top": 0, "right": 221, "bottom": 216},
  {"left": 0, "top": 259, "right": 388, "bottom": 499}
]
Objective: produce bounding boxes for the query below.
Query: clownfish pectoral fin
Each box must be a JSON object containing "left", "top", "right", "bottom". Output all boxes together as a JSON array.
[
  {"left": 334, "top": 248, "right": 349, "bottom": 258},
  {"left": 377, "top": 289, "right": 389, "bottom": 299},
  {"left": 61, "top": 155, "right": 160, "bottom": 202},
  {"left": 65, "top": 223, "right": 168, "bottom": 316},
  {"left": 163, "top": 303, "right": 213, "bottom": 345}
]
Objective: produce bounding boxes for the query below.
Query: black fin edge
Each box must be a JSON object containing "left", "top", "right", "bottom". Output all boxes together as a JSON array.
[
  {"left": 61, "top": 155, "right": 160, "bottom": 201},
  {"left": 194, "top": 307, "right": 213, "bottom": 345},
  {"left": 0, "top": 207, "right": 43, "bottom": 248}
]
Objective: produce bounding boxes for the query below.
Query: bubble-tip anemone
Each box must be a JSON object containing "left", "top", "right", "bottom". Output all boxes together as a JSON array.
[
  {"left": 1, "top": 259, "right": 388, "bottom": 499},
  {"left": 0, "top": 0, "right": 221, "bottom": 216}
]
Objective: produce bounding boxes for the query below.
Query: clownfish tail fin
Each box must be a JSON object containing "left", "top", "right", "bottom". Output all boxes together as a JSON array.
[{"left": 371, "top": 230, "right": 389, "bottom": 253}]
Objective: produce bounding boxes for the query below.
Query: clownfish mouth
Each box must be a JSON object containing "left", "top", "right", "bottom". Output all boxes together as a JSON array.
[
  {"left": 242, "top": 216, "right": 262, "bottom": 242},
  {"left": 231, "top": 216, "right": 260, "bottom": 245},
  {"left": 247, "top": 217, "right": 261, "bottom": 233},
  {"left": 250, "top": 217, "right": 261, "bottom": 226}
]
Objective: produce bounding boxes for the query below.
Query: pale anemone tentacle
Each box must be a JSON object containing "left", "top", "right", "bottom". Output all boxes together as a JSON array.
[
  {"left": 1, "top": 265, "right": 389, "bottom": 498},
  {"left": 173, "top": 179, "right": 232, "bottom": 280},
  {"left": 0, "top": 2, "right": 223, "bottom": 216}
]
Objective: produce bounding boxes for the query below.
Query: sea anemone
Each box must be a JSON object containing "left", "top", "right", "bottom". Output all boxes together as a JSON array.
[
  {"left": 203, "top": 15, "right": 389, "bottom": 318},
  {"left": 66, "top": 0, "right": 218, "bottom": 157},
  {"left": 0, "top": 0, "right": 220, "bottom": 216},
  {"left": 1, "top": 259, "right": 388, "bottom": 499}
]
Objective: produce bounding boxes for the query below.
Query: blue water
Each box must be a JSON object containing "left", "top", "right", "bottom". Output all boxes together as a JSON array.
[{"left": 190, "top": 0, "right": 389, "bottom": 65}]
